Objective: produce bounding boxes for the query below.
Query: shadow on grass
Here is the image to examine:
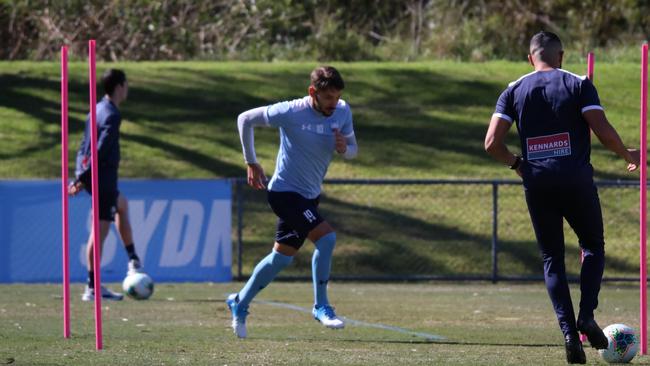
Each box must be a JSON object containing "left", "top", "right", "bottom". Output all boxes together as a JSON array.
[
  {"left": 1, "top": 64, "right": 636, "bottom": 180},
  {"left": 121, "top": 131, "right": 242, "bottom": 176},
  {"left": 343, "top": 69, "right": 507, "bottom": 168},
  {"left": 0, "top": 74, "right": 87, "bottom": 160}
]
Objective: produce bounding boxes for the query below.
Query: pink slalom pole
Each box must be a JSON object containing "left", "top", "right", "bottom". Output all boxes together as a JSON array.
[
  {"left": 640, "top": 42, "right": 648, "bottom": 355},
  {"left": 578, "top": 52, "right": 595, "bottom": 344},
  {"left": 88, "top": 39, "right": 103, "bottom": 351},
  {"left": 60, "top": 45, "right": 70, "bottom": 339}
]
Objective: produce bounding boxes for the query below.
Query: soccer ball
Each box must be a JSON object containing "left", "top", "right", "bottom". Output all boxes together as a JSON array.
[
  {"left": 122, "top": 273, "right": 154, "bottom": 300},
  {"left": 599, "top": 323, "right": 638, "bottom": 363}
]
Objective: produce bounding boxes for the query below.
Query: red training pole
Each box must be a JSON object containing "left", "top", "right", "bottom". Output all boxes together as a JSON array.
[
  {"left": 587, "top": 52, "right": 595, "bottom": 83},
  {"left": 579, "top": 52, "right": 595, "bottom": 344},
  {"left": 88, "top": 39, "right": 103, "bottom": 351},
  {"left": 60, "top": 45, "right": 70, "bottom": 339},
  {"left": 640, "top": 42, "right": 648, "bottom": 355}
]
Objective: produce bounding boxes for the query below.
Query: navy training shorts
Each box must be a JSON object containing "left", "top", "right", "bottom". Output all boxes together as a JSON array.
[{"left": 267, "top": 190, "right": 324, "bottom": 249}]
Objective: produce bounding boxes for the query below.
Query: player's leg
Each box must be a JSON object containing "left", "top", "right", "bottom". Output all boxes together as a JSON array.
[
  {"left": 236, "top": 191, "right": 315, "bottom": 309},
  {"left": 307, "top": 220, "right": 344, "bottom": 329},
  {"left": 85, "top": 220, "right": 111, "bottom": 288},
  {"left": 227, "top": 191, "right": 312, "bottom": 338},
  {"left": 115, "top": 192, "right": 142, "bottom": 273},
  {"left": 83, "top": 189, "right": 123, "bottom": 301},
  {"left": 236, "top": 237, "right": 297, "bottom": 310},
  {"left": 525, "top": 188, "right": 585, "bottom": 363},
  {"left": 226, "top": 226, "right": 299, "bottom": 339},
  {"left": 308, "top": 221, "right": 336, "bottom": 308},
  {"left": 564, "top": 184, "right": 608, "bottom": 349},
  {"left": 82, "top": 220, "right": 125, "bottom": 301}
]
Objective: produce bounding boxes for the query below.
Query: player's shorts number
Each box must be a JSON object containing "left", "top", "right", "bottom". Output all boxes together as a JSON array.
[{"left": 303, "top": 209, "right": 317, "bottom": 223}]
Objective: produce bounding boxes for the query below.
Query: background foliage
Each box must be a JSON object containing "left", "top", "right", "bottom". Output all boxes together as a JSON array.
[{"left": 1, "top": 0, "right": 649, "bottom": 62}]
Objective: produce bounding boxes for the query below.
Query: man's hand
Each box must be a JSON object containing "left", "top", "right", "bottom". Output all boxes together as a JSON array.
[
  {"left": 333, "top": 128, "right": 346, "bottom": 154},
  {"left": 627, "top": 148, "right": 640, "bottom": 172},
  {"left": 247, "top": 163, "right": 267, "bottom": 190},
  {"left": 68, "top": 180, "right": 84, "bottom": 196}
]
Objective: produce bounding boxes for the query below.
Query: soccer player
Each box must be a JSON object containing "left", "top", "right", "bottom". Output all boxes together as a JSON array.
[
  {"left": 227, "top": 66, "right": 358, "bottom": 338},
  {"left": 485, "top": 31, "right": 640, "bottom": 364},
  {"left": 69, "top": 69, "right": 144, "bottom": 302}
]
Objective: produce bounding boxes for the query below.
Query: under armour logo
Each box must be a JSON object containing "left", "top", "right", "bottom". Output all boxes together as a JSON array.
[{"left": 302, "top": 124, "right": 312, "bottom": 130}]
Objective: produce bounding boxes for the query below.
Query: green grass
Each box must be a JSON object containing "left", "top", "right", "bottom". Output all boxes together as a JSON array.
[
  {"left": 0, "top": 282, "right": 647, "bottom": 365},
  {"left": 0, "top": 61, "right": 643, "bottom": 180},
  {"left": 1, "top": 61, "right": 647, "bottom": 279}
]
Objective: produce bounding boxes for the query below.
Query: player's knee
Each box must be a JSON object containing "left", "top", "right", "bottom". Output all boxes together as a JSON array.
[
  {"left": 274, "top": 242, "right": 299, "bottom": 256},
  {"left": 582, "top": 244, "right": 605, "bottom": 257},
  {"left": 309, "top": 222, "right": 335, "bottom": 242},
  {"left": 315, "top": 232, "right": 336, "bottom": 251}
]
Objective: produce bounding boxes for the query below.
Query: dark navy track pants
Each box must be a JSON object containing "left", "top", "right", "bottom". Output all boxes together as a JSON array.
[{"left": 524, "top": 183, "right": 605, "bottom": 337}]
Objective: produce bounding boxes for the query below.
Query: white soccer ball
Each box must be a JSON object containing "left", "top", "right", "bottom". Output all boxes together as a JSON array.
[
  {"left": 599, "top": 323, "right": 638, "bottom": 363},
  {"left": 122, "top": 273, "right": 154, "bottom": 300}
]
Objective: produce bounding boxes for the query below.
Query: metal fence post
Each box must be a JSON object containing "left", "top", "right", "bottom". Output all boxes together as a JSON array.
[
  {"left": 236, "top": 179, "right": 244, "bottom": 281},
  {"left": 491, "top": 182, "right": 499, "bottom": 283}
]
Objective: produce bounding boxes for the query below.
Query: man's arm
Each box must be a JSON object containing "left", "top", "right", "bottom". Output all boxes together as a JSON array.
[
  {"left": 583, "top": 109, "right": 639, "bottom": 171},
  {"left": 237, "top": 107, "right": 270, "bottom": 189},
  {"left": 72, "top": 115, "right": 120, "bottom": 189},
  {"left": 484, "top": 115, "right": 521, "bottom": 174},
  {"left": 334, "top": 105, "right": 358, "bottom": 159}
]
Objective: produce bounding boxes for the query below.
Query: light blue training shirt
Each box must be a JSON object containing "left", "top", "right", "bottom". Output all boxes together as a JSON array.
[{"left": 264, "top": 96, "right": 354, "bottom": 199}]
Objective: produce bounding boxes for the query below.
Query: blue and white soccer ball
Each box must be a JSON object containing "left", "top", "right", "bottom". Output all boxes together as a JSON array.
[
  {"left": 122, "top": 273, "right": 154, "bottom": 300},
  {"left": 599, "top": 323, "right": 638, "bottom": 363}
]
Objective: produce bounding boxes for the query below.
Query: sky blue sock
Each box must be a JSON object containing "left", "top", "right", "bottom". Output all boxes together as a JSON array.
[
  {"left": 312, "top": 232, "right": 336, "bottom": 307},
  {"left": 238, "top": 249, "right": 293, "bottom": 309}
]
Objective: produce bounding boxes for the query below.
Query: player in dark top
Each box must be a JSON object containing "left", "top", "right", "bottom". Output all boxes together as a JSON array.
[
  {"left": 485, "top": 31, "right": 639, "bottom": 364},
  {"left": 69, "top": 69, "right": 144, "bottom": 301}
]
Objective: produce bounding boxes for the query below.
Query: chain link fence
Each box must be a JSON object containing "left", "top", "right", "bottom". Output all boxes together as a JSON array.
[{"left": 232, "top": 179, "right": 643, "bottom": 282}]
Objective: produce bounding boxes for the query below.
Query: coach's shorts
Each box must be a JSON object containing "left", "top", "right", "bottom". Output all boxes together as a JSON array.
[
  {"left": 83, "top": 185, "right": 118, "bottom": 222},
  {"left": 79, "top": 170, "right": 119, "bottom": 222},
  {"left": 267, "top": 190, "right": 324, "bottom": 249}
]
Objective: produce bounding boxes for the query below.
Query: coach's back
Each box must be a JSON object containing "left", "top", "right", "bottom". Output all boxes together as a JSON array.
[{"left": 495, "top": 69, "right": 603, "bottom": 188}]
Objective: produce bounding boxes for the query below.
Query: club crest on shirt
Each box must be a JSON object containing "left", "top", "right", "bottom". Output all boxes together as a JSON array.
[{"left": 526, "top": 132, "right": 571, "bottom": 160}]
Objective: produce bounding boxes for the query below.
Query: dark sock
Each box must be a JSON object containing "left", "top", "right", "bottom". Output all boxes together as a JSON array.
[
  {"left": 88, "top": 271, "right": 94, "bottom": 289},
  {"left": 125, "top": 243, "right": 139, "bottom": 261}
]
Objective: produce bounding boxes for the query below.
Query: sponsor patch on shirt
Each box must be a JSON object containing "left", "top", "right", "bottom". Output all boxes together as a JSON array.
[{"left": 526, "top": 132, "right": 571, "bottom": 160}]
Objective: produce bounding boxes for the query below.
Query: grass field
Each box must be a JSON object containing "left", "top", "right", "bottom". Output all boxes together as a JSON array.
[
  {"left": 0, "top": 282, "right": 647, "bottom": 365},
  {"left": 1, "top": 60, "right": 647, "bottom": 279},
  {"left": 0, "top": 60, "right": 644, "bottom": 180}
]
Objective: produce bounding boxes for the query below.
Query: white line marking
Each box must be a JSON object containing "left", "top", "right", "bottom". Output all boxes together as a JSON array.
[{"left": 256, "top": 299, "right": 446, "bottom": 341}]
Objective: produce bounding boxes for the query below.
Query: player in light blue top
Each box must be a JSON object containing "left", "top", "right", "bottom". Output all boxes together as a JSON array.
[
  {"left": 227, "top": 66, "right": 358, "bottom": 338},
  {"left": 266, "top": 93, "right": 355, "bottom": 198}
]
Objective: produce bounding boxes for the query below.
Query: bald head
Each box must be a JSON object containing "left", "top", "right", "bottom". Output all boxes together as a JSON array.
[{"left": 529, "top": 31, "right": 563, "bottom": 67}]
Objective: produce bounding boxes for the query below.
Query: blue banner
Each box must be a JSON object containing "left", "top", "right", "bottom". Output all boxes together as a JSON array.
[{"left": 0, "top": 180, "right": 232, "bottom": 283}]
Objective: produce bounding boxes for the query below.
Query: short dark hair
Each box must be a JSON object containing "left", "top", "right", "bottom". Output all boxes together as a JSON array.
[
  {"left": 529, "top": 31, "right": 563, "bottom": 60},
  {"left": 102, "top": 69, "right": 127, "bottom": 96},
  {"left": 310, "top": 66, "right": 344, "bottom": 91}
]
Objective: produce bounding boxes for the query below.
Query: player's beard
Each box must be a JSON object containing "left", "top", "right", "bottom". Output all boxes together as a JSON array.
[{"left": 313, "top": 94, "right": 335, "bottom": 116}]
